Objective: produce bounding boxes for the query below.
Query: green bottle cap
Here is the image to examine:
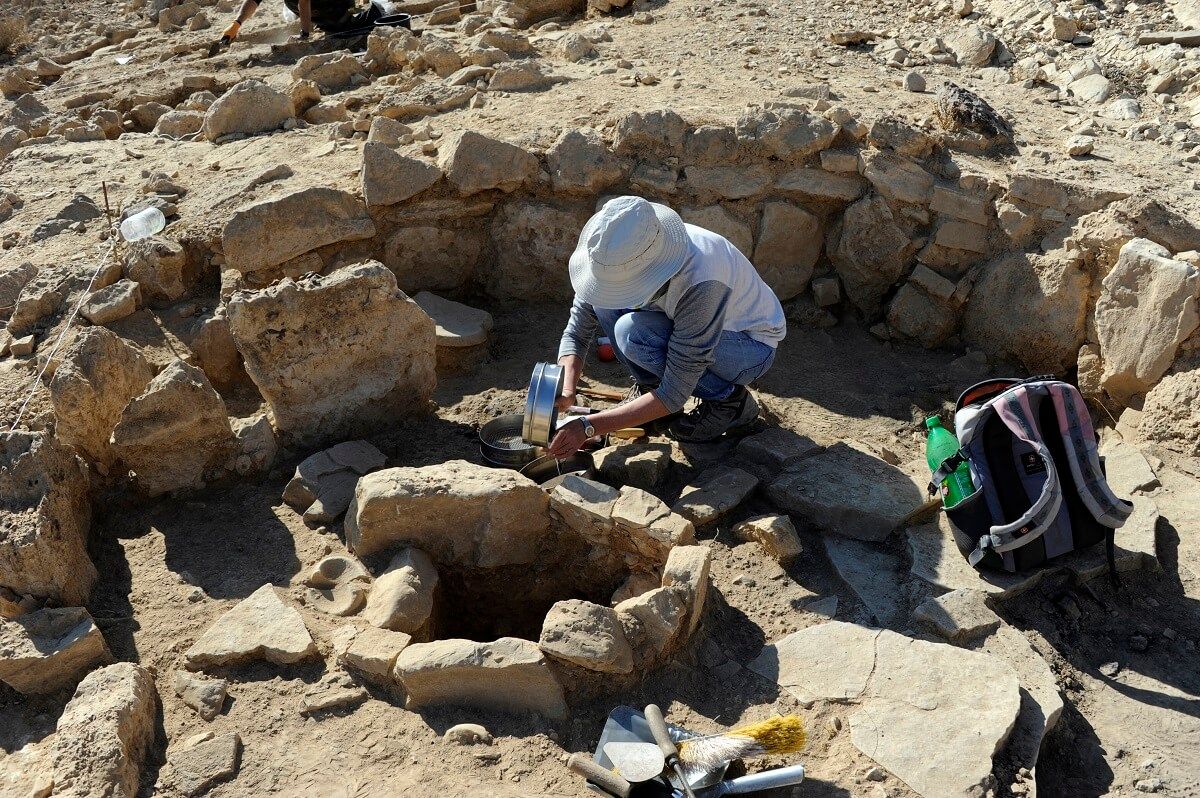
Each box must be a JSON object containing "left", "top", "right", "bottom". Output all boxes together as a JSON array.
[{"left": 925, "top": 416, "right": 942, "bottom": 429}]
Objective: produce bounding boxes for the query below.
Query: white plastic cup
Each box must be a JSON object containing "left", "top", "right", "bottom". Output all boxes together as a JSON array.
[{"left": 119, "top": 207, "right": 166, "bottom": 242}]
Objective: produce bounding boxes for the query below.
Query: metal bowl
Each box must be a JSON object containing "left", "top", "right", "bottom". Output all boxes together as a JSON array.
[
  {"left": 519, "top": 452, "right": 596, "bottom": 489},
  {"left": 523, "top": 362, "right": 564, "bottom": 447},
  {"left": 479, "top": 414, "right": 544, "bottom": 467}
]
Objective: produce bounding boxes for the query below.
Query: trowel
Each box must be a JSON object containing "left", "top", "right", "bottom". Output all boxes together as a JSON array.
[{"left": 603, "top": 741, "right": 666, "bottom": 783}]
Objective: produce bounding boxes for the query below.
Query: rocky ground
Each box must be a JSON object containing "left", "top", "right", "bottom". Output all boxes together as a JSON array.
[{"left": 1, "top": 0, "right": 1200, "bottom": 796}]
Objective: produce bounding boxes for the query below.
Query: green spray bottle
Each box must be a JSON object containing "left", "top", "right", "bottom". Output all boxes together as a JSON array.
[{"left": 925, "top": 416, "right": 975, "bottom": 508}]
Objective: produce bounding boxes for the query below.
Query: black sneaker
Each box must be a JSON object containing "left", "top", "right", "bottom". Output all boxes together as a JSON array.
[{"left": 668, "top": 386, "right": 760, "bottom": 443}]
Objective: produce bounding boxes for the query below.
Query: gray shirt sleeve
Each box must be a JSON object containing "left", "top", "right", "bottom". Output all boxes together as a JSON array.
[
  {"left": 654, "top": 280, "right": 731, "bottom": 413},
  {"left": 558, "top": 296, "right": 599, "bottom": 360}
]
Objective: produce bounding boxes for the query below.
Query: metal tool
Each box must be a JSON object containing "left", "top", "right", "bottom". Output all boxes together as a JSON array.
[
  {"left": 206, "top": 35, "right": 232, "bottom": 57},
  {"left": 695, "top": 764, "right": 806, "bottom": 796},
  {"left": 645, "top": 704, "right": 696, "bottom": 798},
  {"left": 567, "top": 753, "right": 632, "bottom": 798},
  {"left": 524, "top": 361, "right": 565, "bottom": 446},
  {"left": 603, "top": 741, "right": 666, "bottom": 783}
]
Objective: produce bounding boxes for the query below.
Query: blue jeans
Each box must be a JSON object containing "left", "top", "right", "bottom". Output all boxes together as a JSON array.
[{"left": 595, "top": 309, "right": 776, "bottom": 401}]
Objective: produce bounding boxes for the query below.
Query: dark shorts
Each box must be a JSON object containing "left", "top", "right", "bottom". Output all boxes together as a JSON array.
[{"left": 282, "top": 0, "right": 374, "bottom": 32}]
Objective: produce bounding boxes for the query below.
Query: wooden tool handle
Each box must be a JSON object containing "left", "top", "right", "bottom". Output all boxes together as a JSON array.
[
  {"left": 578, "top": 386, "right": 625, "bottom": 401},
  {"left": 567, "top": 753, "right": 632, "bottom": 798},
  {"left": 611, "top": 428, "right": 645, "bottom": 440},
  {"left": 643, "top": 704, "right": 679, "bottom": 761}
]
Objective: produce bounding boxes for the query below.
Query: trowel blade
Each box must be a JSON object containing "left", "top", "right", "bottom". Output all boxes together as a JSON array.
[{"left": 603, "top": 741, "right": 665, "bottom": 783}]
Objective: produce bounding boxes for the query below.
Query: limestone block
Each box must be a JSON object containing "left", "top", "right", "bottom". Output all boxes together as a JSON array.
[
  {"left": 1095, "top": 238, "right": 1199, "bottom": 403},
  {"left": 438, "top": 130, "right": 538, "bottom": 195},
  {"left": 753, "top": 202, "right": 823, "bottom": 301},
  {"left": 363, "top": 548, "right": 439, "bottom": 636},
  {"left": 0, "top": 607, "right": 112, "bottom": 694},
  {"left": 394, "top": 637, "right": 567, "bottom": 719},
  {"left": 348, "top": 461, "right": 550, "bottom": 566},
  {"left": 202, "top": 79, "right": 293, "bottom": 140},
  {"left": 361, "top": 143, "right": 442, "bottom": 207},
  {"left": 539, "top": 599, "right": 634, "bottom": 673},
  {"left": 733, "top": 515, "right": 803, "bottom": 562},
  {"left": 50, "top": 663, "right": 158, "bottom": 798},
  {"left": 110, "top": 360, "right": 235, "bottom": 496},
  {"left": 0, "top": 431, "right": 95, "bottom": 606},
  {"left": 221, "top": 187, "right": 374, "bottom": 274},
  {"left": 661, "top": 545, "right": 711, "bottom": 636},
  {"left": 49, "top": 327, "right": 154, "bottom": 466},
  {"left": 227, "top": 263, "right": 436, "bottom": 448}
]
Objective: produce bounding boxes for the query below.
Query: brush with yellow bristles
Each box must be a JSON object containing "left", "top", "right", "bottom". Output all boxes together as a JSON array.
[{"left": 677, "top": 715, "right": 807, "bottom": 779}]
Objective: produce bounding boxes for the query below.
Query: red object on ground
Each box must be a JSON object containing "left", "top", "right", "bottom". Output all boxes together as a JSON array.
[{"left": 597, "top": 337, "right": 616, "bottom": 362}]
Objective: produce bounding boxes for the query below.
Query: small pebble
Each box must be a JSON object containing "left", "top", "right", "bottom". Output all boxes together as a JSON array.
[
  {"left": 904, "top": 71, "right": 926, "bottom": 92},
  {"left": 1129, "top": 634, "right": 1150, "bottom": 652}
]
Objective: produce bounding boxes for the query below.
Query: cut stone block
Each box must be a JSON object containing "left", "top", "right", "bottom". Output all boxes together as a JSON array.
[
  {"left": 593, "top": 442, "right": 672, "bottom": 490},
  {"left": 0, "top": 607, "right": 112, "bottom": 694},
  {"left": 615, "top": 587, "right": 686, "bottom": 665},
  {"left": 538, "top": 599, "right": 634, "bottom": 674},
  {"left": 413, "top": 290, "right": 493, "bottom": 373},
  {"left": 393, "top": 637, "right": 567, "bottom": 719},
  {"left": 1100, "top": 438, "right": 1160, "bottom": 495},
  {"left": 338, "top": 625, "right": 413, "bottom": 685},
  {"left": 348, "top": 460, "right": 550, "bottom": 567},
  {"left": 735, "top": 427, "right": 824, "bottom": 472},
  {"left": 662, "top": 545, "right": 711, "bottom": 636},
  {"left": 363, "top": 547, "right": 439, "bottom": 636}
]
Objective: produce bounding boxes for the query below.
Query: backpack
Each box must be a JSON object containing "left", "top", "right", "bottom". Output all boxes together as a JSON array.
[{"left": 928, "top": 377, "right": 1133, "bottom": 584}]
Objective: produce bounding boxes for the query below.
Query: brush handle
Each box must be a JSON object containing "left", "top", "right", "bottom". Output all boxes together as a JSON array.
[
  {"left": 567, "top": 753, "right": 632, "bottom": 798},
  {"left": 715, "top": 764, "right": 806, "bottom": 795},
  {"left": 644, "top": 704, "right": 680, "bottom": 761}
]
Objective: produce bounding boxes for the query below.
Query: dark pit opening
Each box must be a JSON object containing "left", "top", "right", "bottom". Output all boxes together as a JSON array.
[{"left": 430, "top": 540, "right": 630, "bottom": 643}]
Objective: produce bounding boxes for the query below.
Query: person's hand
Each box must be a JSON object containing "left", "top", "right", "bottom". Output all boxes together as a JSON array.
[
  {"left": 555, "top": 389, "right": 577, "bottom": 413},
  {"left": 548, "top": 418, "right": 589, "bottom": 459}
]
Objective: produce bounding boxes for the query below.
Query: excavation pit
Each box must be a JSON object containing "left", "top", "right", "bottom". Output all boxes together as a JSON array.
[{"left": 336, "top": 458, "right": 707, "bottom": 715}]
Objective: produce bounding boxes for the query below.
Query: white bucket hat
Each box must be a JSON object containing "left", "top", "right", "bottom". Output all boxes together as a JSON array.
[{"left": 568, "top": 196, "right": 690, "bottom": 309}]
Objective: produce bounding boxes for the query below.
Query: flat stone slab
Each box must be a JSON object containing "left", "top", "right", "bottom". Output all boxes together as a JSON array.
[
  {"left": 413, "top": 291, "right": 494, "bottom": 348},
  {"left": 822, "top": 536, "right": 905, "bottom": 626},
  {"left": 394, "top": 637, "right": 567, "bottom": 719},
  {"left": 767, "top": 442, "right": 925, "bottom": 541},
  {"left": 185, "top": 584, "right": 318, "bottom": 669},
  {"left": 750, "top": 622, "right": 1021, "bottom": 798},
  {"left": 672, "top": 466, "right": 759, "bottom": 526},
  {"left": 168, "top": 732, "right": 242, "bottom": 797}
]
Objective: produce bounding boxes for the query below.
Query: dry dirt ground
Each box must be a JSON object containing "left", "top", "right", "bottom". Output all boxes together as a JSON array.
[{"left": 2, "top": 0, "right": 1200, "bottom": 796}]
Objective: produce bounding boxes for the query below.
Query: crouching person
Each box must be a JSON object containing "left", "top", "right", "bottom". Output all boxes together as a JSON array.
[{"left": 548, "top": 196, "right": 785, "bottom": 458}]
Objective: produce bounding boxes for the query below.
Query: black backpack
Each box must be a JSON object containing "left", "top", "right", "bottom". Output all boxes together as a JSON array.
[{"left": 929, "top": 378, "right": 1133, "bottom": 583}]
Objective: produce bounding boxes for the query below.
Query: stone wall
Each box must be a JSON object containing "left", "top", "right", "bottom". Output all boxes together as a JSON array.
[{"left": 208, "top": 104, "right": 1200, "bottom": 457}]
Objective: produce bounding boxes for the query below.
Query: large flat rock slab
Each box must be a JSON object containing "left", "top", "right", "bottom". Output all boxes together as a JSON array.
[
  {"left": 185, "top": 584, "right": 317, "bottom": 669},
  {"left": 822, "top": 536, "right": 905, "bottom": 626},
  {"left": 767, "top": 442, "right": 925, "bottom": 541},
  {"left": 750, "top": 622, "right": 1021, "bottom": 798}
]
